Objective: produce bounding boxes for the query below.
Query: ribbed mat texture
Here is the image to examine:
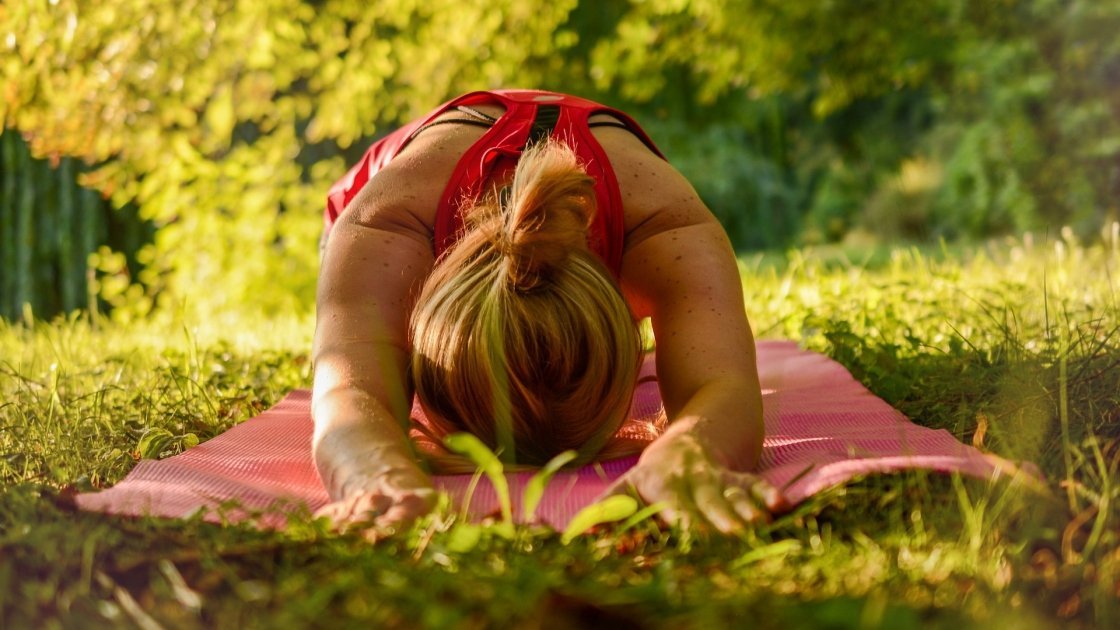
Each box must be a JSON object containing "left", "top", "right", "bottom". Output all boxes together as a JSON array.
[{"left": 76, "top": 341, "right": 1029, "bottom": 529}]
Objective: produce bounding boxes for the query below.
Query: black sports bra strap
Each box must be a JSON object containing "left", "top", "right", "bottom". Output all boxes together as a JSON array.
[
  {"left": 408, "top": 118, "right": 493, "bottom": 141},
  {"left": 455, "top": 105, "right": 499, "bottom": 123},
  {"left": 587, "top": 121, "right": 631, "bottom": 130}
]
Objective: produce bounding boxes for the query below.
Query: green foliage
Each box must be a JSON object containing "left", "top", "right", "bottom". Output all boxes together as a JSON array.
[
  {"left": 746, "top": 224, "right": 1120, "bottom": 475},
  {"left": 935, "top": 0, "right": 1120, "bottom": 238},
  {"left": 1, "top": 0, "right": 587, "bottom": 320},
  {"left": 589, "top": 0, "right": 954, "bottom": 113},
  {"left": 645, "top": 113, "right": 804, "bottom": 249},
  {"left": 137, "top": 427, "right": 199, "bottom": 460},
  {"left": 3, "top": 0, "right": 1119, "bottom": 319},
  {"left": 441, "top": 436, "right": 639, "bottom": 537}
]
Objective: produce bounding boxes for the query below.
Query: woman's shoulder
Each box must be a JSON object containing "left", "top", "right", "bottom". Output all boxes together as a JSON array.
[
  {"left": 342, "top": 121, "right": 495, "bottom": 238},
  {"left": 591, "top": 125, "right": 717, "bottom": 253}
]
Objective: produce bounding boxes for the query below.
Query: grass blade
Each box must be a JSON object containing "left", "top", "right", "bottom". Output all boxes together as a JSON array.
[
  {"left": 444, "top": 433, "right": 512, "bottom": 526},
  {"left": 522, "top": 450, "right": 577, "bottom": 522}
]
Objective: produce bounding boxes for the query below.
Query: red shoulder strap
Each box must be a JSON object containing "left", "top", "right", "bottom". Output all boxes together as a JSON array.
[
  {"left": 327, "top": 90, "right": 666, "bottom": 280},
  {"left": 323, "top": 92, "right": 506, "bottom": 242},
  {"left": 432, "top": 93, "right": 538, "bottom": 259},
  {"left": 433, "top": 91, "right": 667, "bottom": 279}
]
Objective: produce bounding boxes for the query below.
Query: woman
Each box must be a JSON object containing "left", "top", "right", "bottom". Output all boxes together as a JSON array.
[{"left": 312, "top": 90, "right": 785, "bottom": 534}]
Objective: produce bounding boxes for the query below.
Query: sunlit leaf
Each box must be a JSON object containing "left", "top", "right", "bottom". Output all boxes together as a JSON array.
[
  {"left": 137, "top": 427, "right": 175, "bottom": 460},
  {"left": 560, "top": 495, "right": 638, "bottom": 544},
  {"left": 617, "top": 501, "right": 668, "bottom": 533},
  {"left": 730, "top": 540, "right": 803, "bottom": 569},
  {"left": 203, "top": 87, "right": 234, "bottom": 150},
  {"left": 445, "top": 523, "right": 483, "bottom": 553}
]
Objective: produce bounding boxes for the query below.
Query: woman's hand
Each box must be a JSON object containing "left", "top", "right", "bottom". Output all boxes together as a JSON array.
[
  {"left": 607, "top": 433, "right": 788, "bottom": 534},
  {"left": 314, "top": 457, "right": 436, "bottom": 535}
]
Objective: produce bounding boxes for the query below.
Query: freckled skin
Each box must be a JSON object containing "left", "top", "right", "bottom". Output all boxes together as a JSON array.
[{"left": 313, "top": 103, "right": 781, "bottom": 534}]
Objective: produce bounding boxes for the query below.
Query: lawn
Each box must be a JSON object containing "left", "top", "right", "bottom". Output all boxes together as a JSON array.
[{"left": 2, "top": 228, "right": 1118, "bottom": 628}]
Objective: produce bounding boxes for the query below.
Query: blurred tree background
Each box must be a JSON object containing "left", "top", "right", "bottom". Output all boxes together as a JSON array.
[{"left": 1, "top": 0, "right": 1118, "bottom": 321}]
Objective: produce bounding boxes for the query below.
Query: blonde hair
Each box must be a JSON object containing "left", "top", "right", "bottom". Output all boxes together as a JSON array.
[{"left": 409, "top": 139, "right": 649, "bottom": 472}]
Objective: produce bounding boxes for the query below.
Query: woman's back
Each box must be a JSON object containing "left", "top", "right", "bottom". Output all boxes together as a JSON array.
[{"left": 329, "top": 91, "right": 719, "bottom": 320}]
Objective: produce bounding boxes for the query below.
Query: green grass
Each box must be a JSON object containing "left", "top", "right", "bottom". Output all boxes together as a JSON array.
[{"left": 3, "top": 226, "right": 1119, "bottom": 628}]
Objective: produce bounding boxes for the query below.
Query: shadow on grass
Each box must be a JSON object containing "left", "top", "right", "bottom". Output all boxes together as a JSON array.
[{"left": 814, "top": 320, "right": 1120, "bottom": 472}]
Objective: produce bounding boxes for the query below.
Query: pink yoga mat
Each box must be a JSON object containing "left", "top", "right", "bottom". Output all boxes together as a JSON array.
[{"left": 76, "top": 341, "right": 1034, "bottom": 529}]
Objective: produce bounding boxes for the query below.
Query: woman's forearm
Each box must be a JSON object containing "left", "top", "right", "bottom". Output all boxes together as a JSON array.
[
  {"left": 311, "top": 387, "right": 429, "bottom": 500},
  {"left": 645, "top": 376, "right": 764, "bottom": 471}
]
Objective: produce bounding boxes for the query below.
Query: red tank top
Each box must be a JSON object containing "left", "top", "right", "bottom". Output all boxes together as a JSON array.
[{"left": 323, "top": 90, "right": 665, "bottom": 277}]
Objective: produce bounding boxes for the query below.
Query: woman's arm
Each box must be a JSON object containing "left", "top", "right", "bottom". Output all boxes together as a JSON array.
[
  {"left": 618, "top": 172, "right": 786, "bottom": 533},
  {"left": 312, "top": 167, "right": 437, "bottom": 529}
]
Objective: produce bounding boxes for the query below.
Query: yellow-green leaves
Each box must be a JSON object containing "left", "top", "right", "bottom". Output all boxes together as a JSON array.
[
  {"left": 441, "top": 435, "right": 649, "bottom": 541},
  {"left": 0, "top": 0, "right": 598, "bottom": 321},
  {"left": 137, "top": 427, "right": 199, "bottom": 460},
  {"left": 5, "top": 0, "right": 1119, "bottom": 322}
]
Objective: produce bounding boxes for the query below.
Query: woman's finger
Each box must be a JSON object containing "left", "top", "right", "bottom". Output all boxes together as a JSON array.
[
  {"left": 651, "top": 474, "right": 698, "bottom": 531},
  {"left": 723, "top": 486, "right": 766, "bottom": 524},
  {"left": 357, "top": 494, "right": 395, "bottom": 521},
  {"left": 314, "top": 502, "right": 343, "bottom": 521},
  {"left": 656, "top": 504, "right": 693, "bottom": 532},
  {"left": 334, "top": 493, "right": 391, "bottom": 524},
  {"left": 375, "top": 491, "right": 436, "bottom": 528},
  {"left": 316, "top": 493, "right": 391, "bottom": 529},
  {"left": 746, "top": 477, "right": 789, "bottom": 513},
  {"left": 692, "top": 481, "right": 744, "bottom": 534}
]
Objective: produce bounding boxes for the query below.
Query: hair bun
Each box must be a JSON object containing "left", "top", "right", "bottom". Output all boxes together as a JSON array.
[{"left": 496, "top": 139, "right": 596, "bottom": 292}]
